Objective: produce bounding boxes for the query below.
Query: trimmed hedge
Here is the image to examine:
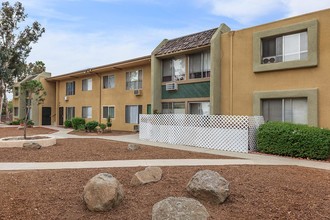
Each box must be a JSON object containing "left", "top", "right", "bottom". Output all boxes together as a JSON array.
[
  {"left": 257, "top": 121, "right": 330, "bottom": 160},
  {"left": 71, "top": 117, "right": 86, "bottom": 130},
  {"left": 64, "top": 120, "right": 72, "bottom": 128},
  {"left": 85, "top": 121, "right": 99, "bottom": 132}
]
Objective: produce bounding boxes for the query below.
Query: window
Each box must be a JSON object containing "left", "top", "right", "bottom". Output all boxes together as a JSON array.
[
  {"left": 126, "top": 70, "right": 142, "bottom": 90},
  {"left": 253, "top": 19, "right": 318, "bottom": 72},
  {"left": 66, "top": 107, "right": 75, "bottom": 120},
  {"left": 262, "top": 32, "right": 307, "bottom": 64},
  {"left": 103, "top": 106, "right": 115, "bottom": 119},
  {"left": 262, "top": 98, "right": 307, "bottom": 124},
  {"left": 14, "top": 107, "right": 19, "bottom": 117},
  {"left": 162, "top": 102, "right": 185, "bottom": 114},
  {"left": 103, "top": 75, "right": 115, "bottom": 89},
  {"left": 162, "top": 57, "right": 186, "bottom": 82},
  {"left": 125, "top": 105, "right": 142, "bottom": 124},
  {"left": 189, "top": 51, "right": 210, "bottom": 79},
  {"left": 66, "top": 81, "right": 75, "bottom": 96},
  {"left": 82, "top": 106, "right": 92, "bottom": 118},
  {"left": 189, "top": 102, "right": 210, "bottom": 115},
  {"left": 82, "top": 78, "right": 92, "bottom": 91}
]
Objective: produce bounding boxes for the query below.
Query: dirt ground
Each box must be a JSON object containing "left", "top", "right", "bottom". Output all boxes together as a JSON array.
[
  {"left": 0, "top": 127, "right": 57, "bottom": 138},
  {"left": 0, "top": 127, "right": 329, "bottom": 219}
]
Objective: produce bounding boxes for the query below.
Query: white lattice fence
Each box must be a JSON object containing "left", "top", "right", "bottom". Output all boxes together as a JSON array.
[{"left": 139, "top": 114, "right": 264, "bottom": 153}]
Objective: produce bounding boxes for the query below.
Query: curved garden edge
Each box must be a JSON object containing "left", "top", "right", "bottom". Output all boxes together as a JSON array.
[{"left": 0, "top": 136, "right": 56, "bottom": 148}]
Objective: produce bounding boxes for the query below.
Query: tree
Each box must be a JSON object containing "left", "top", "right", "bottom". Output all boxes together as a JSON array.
[
  {"left": 20, "top": 80, "right": 46, "bottom": 139},
  {"left": 0, "top": 1, "right": 45, "bottom": 122}
]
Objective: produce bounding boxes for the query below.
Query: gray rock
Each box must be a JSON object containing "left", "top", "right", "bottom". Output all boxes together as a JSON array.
[
  {"left": 83, "top": 173, "right": 124, "bottom": 212},
  {"left": 186, "top": 170, "right": 229, "bottom": 204},
  {"left": 22, "top": 142, "right": 41, "bottom": 150},
  {"left": 128, "top": 143, "right": 140, "bottom": 151},
  {"left": 130, "top": 166, "right": 162, "bottom": 186},
  {"left": 152, "top": 197, "right": 209, "bottom": 220}
]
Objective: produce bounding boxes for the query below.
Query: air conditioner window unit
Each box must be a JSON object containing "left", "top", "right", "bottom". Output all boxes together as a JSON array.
[
  {"left": 134, "top": 89, "right": 142, "bottom": 96},
  {"left": 64, "top": 96, "right": 69, "bottom": 101},
  {"left": 262, "top": 56, "right": 277, "bottom": 64},
  {"left": 165, "top": 82, "right": 178, "bottom": 91}
]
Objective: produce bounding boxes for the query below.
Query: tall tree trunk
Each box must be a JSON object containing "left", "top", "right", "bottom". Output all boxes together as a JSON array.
[{"left": 0, "top": 80, "right": 4, "bottom": 123}]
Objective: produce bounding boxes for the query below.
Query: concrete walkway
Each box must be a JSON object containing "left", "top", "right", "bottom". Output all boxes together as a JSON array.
[{"left": 0, "top": 125, "right": 329, "bottom": 171}]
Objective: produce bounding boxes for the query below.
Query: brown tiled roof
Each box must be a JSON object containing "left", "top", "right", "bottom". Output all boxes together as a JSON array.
[{"left": 155, "top": 28, "right": 217, "bottom": 56}]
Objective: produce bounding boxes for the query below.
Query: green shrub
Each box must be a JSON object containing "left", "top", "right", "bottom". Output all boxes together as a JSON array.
[
  {"left": 257, "top": 121, "right": 330, "bottom": 160},
  {"left": 64, "top": 120, "right": 72, "bottom": 128},
  {"left": 99, "top": 123, "right": 106, "bottom": 130},
  {"left": 10, "top": 119, "right": 21, "bottom": 125},
  {"left": 77, "top": 124, "right": 86, "bottom": 131},
  {"left": 27, "top": 120, "right": 34, "bottom": 126},
  {"left": 85, "top": 121, "right": 99, "bottom": 132},
  {"left": 71, "top": 117, "right": 85, "bottom": 130}
]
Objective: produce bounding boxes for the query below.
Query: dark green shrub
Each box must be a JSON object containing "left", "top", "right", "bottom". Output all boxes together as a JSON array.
[
  {"left": 10, "top": 119, "right": 21, "bottom": 125},
  {"left": 85, "top": 121, "right": 99, "bottom": 132},
  {"left": 77, "top": 124, "right": 86, "bottom": 131},
  {"left": 99, "top": 123, "right": 106, "bottom": 130},
  {"left": 64, "top": 120, "right": 72, "bottom": 128},
  {"left": 27, "top": 120, "right": 34, "bottom": 126},
  {"left": 257, "top": 121, "right": 330, "bottom": 160},
  {"left": 71, "top": 117, "right": 85, "bottom": 130}
]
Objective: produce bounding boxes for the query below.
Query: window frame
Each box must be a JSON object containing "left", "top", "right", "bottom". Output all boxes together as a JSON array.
[
  {"left": 66, "top": 81, "right": 75, "bottom": 96},
  {"left": 102, "top": 106, "right": 115, "bottom": 119},
  {"left": 125, "top": 105, "right": 142, "bottom": 124},
  {"left": 103, "top": 75, "right": 115, "bottom": 89},
  {"left": 253, "top": 88, "right": 318, "bottom": 126},
  {"left": 82, "top": 106, "right": 92, "bottom": 119},
  {"left": 65, "top": 107, "right": 75, "bottom": 121},
  {"left": 253, "top": 19, "right": 318, "bottom": 72},
  {"left": 161, "top": 102, "right": 186, "bottom": 114},
  {"left": 126, "top": 70, "right": 143, "bottom": 90},
  {"left": 82, "top": 78, "right": 92, "bottom": 91},
  {"left": 162, "top": 56, "right": 186, "bottom": 82},
  {"left": 188, "top": 51, "right": 211, "bottom": 79}
]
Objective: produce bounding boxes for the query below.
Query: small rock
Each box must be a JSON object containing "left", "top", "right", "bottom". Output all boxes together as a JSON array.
[
  {"left": 152, "top": 197, "right": 209, "bottom": 220},
  {"left": 83, "top": 173, "right": 124, "bottom": 212},
  {"left": 186, "top": 170, "right": 230, "bottom": 204},
  {"left": 17, "top": 126, "right": 24, "bottom": 130},
  {"left": 130, "top": 166, "right": 162, "bottom": 186},
  {"left": 128, "top": 143, "right": 140, "bottom": 151},
  {"left": 22, "top": 142, "right": 41, "bottom": 150}
]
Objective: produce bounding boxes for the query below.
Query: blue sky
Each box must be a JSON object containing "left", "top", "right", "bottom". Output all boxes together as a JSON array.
[{"left": 7, "top": 0, "right": 330, "bottom": 76}]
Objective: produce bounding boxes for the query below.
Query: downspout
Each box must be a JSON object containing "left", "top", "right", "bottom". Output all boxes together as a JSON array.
[
  {"left": 96, "top": 73, "right": 102, "bottom": 124},
  {"left": 230, "top": 31, "right": 235, "bottom": 115}
]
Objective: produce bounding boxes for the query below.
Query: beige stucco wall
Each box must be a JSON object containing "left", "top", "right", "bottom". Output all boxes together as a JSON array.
[
  {"left": 56, "top": 64, "right": 151, "bottom": 131},
  {"left": 220, "top": 9, "right": 330, "bottom": 128},
  {"left": 38, "top": 76, "right": 56, "bottom": 125}
]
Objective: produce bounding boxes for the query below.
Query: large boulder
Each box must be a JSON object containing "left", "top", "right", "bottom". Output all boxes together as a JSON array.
[
  {"left": 130, "top": 166, "right": 162, "bottom": 186},
  {"left": 83, "top": 173, "right": 124, "bottom": 212},
  {"left": 152, "top": 197, "right": 209, "bottom": 220},
  {"left": 23, "top": 142, "right": 41, "bottom": 150},
  {"left": 186, "top": 170, "right": 229, "bottom": 204}
]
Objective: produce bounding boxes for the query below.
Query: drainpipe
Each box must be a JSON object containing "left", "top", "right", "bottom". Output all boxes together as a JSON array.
[{"left": 230, "top": 31, "right": 235, "bottom": 115}]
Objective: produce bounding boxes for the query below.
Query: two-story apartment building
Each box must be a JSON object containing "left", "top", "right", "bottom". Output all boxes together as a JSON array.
[
  {"left": 12, "top": 72, "right": 56, "bottom": 126},
  {"left": 13, "top": 9, "right": 330, "bottom": 130},
  {"left": 46, "top": 56, "right": 151, "bottom": 131}
]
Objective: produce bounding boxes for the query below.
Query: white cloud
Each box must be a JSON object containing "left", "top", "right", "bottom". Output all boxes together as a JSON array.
[
  {"left": 196, "top": 0, "right": 330, "bottom": 25},
  {"left": 195, "top": 0, "right": 283, "bottom": 24},
  {"left": 27, "top": 26, "right": 192, "bottom": 76},
  {"left": 282, "top": 0, "right": 330, "bottom": 17}
]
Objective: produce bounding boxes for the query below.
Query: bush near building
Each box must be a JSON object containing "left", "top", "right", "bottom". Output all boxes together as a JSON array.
[
  {"left": 71, "top": 117, "right": 86, "bottom": 130},
  {"left": 257, "top": 122, "right": 330, "bottom": 160}
]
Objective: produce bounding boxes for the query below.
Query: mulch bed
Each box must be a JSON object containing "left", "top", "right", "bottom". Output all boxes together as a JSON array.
[
  {"left": 68, "top": 130, "right": 136, "bottom": 136},
  {"left": 0, "top": 127, "right": 57, "bottom": 138},
  {"left": 0, "top": 138, "right": 235, "bottom": 162},
  {"left": 0, "top": 166, "right": 329, "bottom": 219}
]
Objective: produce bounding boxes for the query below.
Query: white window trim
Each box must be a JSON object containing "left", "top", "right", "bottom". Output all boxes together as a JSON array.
[
  {"left": 82, "top": 78, "right": 92, "bottom": 91},
  {"left": 102, "top": 105, "right": 115, "bottom": 119},
  {"left": 82, "top": 106, "right": 92, "bottom": 119},
  {"left": 103, "top": 74, "right": 115, "bottom": 89}
]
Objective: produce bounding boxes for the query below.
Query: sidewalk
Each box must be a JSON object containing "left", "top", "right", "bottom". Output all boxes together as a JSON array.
[{"left": 0, "top": 126, "right": 329, "bottom": 171}]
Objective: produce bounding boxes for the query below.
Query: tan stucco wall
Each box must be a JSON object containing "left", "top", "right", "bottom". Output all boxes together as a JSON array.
[
  {"left": 56, "top": 64, "right": 151, "bottom": 131},
  {"left": 220, "top": 9, "right": 330, "bottom": 128},
  {"left": 39, "top": 76, "right": 56, "bottom": 125}
]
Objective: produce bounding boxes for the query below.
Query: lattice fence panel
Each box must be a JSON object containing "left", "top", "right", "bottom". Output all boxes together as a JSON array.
[{"left": 139, "top": 114, "right": 264, "bottom": 153}]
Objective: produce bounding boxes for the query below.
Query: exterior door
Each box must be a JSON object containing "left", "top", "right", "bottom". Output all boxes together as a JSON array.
[
  {"left": 42, "top": 107, "right": 51, "bottom": 125},
  {"left": 59, "top": 107, "right": 64, "bottom": 126}
]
